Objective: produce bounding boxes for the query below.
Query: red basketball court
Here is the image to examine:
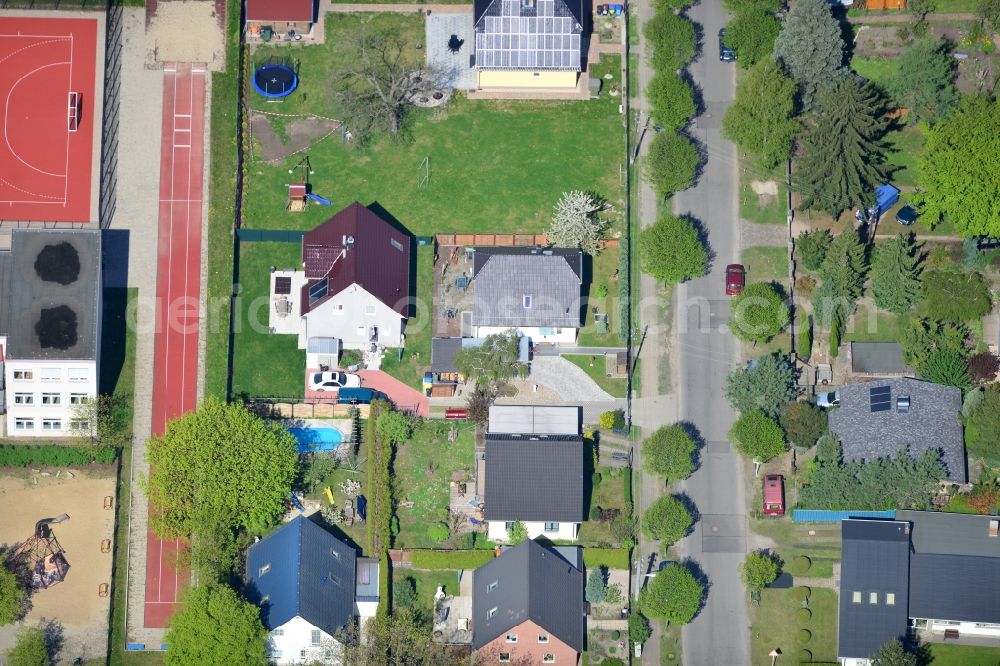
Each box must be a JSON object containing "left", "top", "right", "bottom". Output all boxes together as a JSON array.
[
  {"left": 0, "top": 16, "right": 97, "bottom": 223},
  {"left": 144, "top": 62, "right": 206, "bottom": 629}
]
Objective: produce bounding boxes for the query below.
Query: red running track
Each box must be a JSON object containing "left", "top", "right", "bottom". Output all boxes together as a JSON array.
[{"left": 144, "top": 62, "right": 206, "bottom": 629}]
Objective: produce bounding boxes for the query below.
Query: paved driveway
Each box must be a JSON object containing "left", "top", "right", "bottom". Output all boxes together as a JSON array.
[
  {"left": 358, "top": 370, "right": 430, "bottom": 417},
  {"left": 529, "top": 356, "right": 617, "bottom": 402}
]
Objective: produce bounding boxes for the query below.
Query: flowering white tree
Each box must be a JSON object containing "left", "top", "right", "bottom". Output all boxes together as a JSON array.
[{"left": 546, "top": 190, "right": 610, "bottom": 254}]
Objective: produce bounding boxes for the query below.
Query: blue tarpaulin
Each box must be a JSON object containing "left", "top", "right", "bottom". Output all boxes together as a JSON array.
[
  {"left": 874, "top": 183, "right": 900, "bottom": 215},
  {"left": 792, "top": 509, "right": 896, "bottom": 523}
]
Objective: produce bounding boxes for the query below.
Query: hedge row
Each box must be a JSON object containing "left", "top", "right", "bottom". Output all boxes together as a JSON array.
[
  {"left": 366, "top": 401, "right": 393, "bottom": 555},
  {"left": 0, "top": 445, "right": 117, "bottom": 467},
  {"left": 583, "top": 547, "right": 630, "bottom": 570},
  {"left": 410, "top": 549, "right": 497, "bottom": 570},
  {"left": 377, "top": 553, "right": 390, "bottom": 622}
]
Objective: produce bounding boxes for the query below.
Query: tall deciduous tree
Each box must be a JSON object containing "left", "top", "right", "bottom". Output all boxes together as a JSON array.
[
  {"left": 725, "top": 353, "right": 798, "bottom": 418},
  {"left": 642, "top": 424, "right": 697, "bottom": 481},
  {"left": 638, "top": 213, "right": 708, "bottom": 285},
  {"left": 871, "top": 233, "right": 923, "bottom": 314},
  {"left": 454, "top": 330, "right": 528, "bottom": 387},
  {"left": 648, "top": 71, "right": 696, "bottom": 130},
  {"left": 780, "top": 401, "right": 828, "bottom": 448},
  {"left": 723, "top": 58, "right": 798, "bottom": 170},
  {"left": 741, "top": 551, "right": 781, "bottom": 591},
  {"left": 644, "top": 131, "right": 699, "bottom": 198},
  {"left": 773, "top": 0, "right": 846, "bottom": 108},
  {"left": 729, "top": 409, "right": 786, "bottom": 461},
  {"left": 546, "top": 191, "right": 610, "bottom": 255},
  {"left": 887, "top": 37, "right": 958, "bottom": 121},
  {"left": 641, "top": 495, "right": 693, "bottom": 545},
  {"left": 795, "top": 77, "right": 889, "bottom": 216},
  {"left": 639, "top": 564, "right": 703, "bottom": 623},
  {"left": 915, "top": 96, "right": 1000, "bottom": 237},
  {"left": 644, "top": 11, "right": 696, "bottom": 72},
  {"left": 729, "top": 282, "right": 791, "bottom": 344},
  {"left": 727, "top": 9, "right": 782, "bottom": 68},
  {"left": 164, "top": 585, "right": 268, "bottom": 666},
  {"left": 6, "top": 627, "right": 50, "bottom": 666},
  {"left": 144, "top": 398, "right": 299, "bottom": 571}
]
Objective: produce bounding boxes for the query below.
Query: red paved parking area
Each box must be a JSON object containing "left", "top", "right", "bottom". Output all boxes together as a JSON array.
[
  {"left": 144, "top": 62, "right": 206, "bottom": 629},
  {"left": 303, "top": 368, "right": 429, "bottom": 417},
  {"left": 0, "top": 17, "right": 97, "bottom": 222}
]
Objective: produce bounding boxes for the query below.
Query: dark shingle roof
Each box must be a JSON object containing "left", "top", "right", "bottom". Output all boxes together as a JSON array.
[
  {"left": 300, "top": 202, "right": 411, "bottom": 317},
  {"left": 898, "top": 510, "right": 1000, "bottom": 558},
  {"left": 484, "top": 434, "right": 585, "bottom": 522},
  {"left": 472, "top": 249, "right": 582, "bottom": 329},
  {"left": 838, "top": 520, "right": 911, "bottom": 660},
  {"left": 246, "top": 517, "right": 357, "bottom": 636},
  {"left": 909, "top": 554, "right": 1000, "bottom": 624},
  {"left": 471, "top": 540, "right": 584, "bottom": 651},
  {"left": 431, "top": 337, "right": 464, "bottom": 373},
  {"left": 473, "top": 0, "right": 586, "bottom": 71},
  {"left": 827, "top": 378, "right": 966, "bottom": 483},
  {"left": 850, "top": 342, "right": 913, "bottom": 376},
  {"left": 0, "top": 230, "right": 101, "bottom": 361}
]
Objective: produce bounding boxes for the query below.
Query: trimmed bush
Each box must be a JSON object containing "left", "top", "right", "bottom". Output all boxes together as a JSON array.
[
  {"left": 797, "top": 607, "right": 812, "bottom": 624},
  {"left": 793, "top": 586, "right": 812, "bottom": 603},
  {"left": 798, "top": 628, "right": 812, "bottom": 644},
  {"left": 611, "top": 630, "right": 621, "bottom": 640},
  {"left": 410, "top": 550, "right": 496, "bottom": 570},
  {"left": 0, "top": 445, "right": 117, "bottom": 467},
  {"left": 787, "top": 555, "right": 812, "bottom": 575},
  {"left": 799, "top": 649, "right": 813, "bottom": 663},
  {"left": 583, "top": 548, "right": 630, "bottom": 570}
]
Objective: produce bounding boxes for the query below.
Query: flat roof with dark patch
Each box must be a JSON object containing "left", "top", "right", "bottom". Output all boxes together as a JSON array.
[{"left": 1, "top": 230, "right": 101, "bottom": 361}]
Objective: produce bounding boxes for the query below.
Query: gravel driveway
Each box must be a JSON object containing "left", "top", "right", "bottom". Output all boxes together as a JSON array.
[{"left": 527, "top": 356, "right": 616, "bottom": 402}]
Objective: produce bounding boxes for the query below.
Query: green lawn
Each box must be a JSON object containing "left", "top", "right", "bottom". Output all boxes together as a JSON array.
[
  {"left": 204, "top": 0, "right": 241, "bottom": 400},
  {"left": 844, "top": 304, "right": 907, "bottom": 344},
  {"left": 752, "top": 518, "right": 841, "bottom": 579},
  {"left": 578, "top": 245, "right": 628, "bottom": 347},
  {"left": 742, "top": 246, "right": 789, "bottom": 284},
  {"left": 885, "top": 124, "right": 926, "bottom": 188},
  {"left": 751, "top": 587, "right": 838, "bottom": 665},
  {"left": 658, "top": 622, "right": 682, "bottom": 666},
  {"left": 578, "top": 466, "right": 631, "bottom": 545},
  {"left": 563, "top": 354, "right": 629, "bottom": 398},
  {"left": 851, "top": 55, "right": 896, "bottom": 90},
  {"left": 244, "top": 17, "right": 625, "bottom": 236},
  {"left": 394, "top": 420, "right": 476, "bottom": 549},
  {"left": 378, "top": 245, "right": 434, "bottom": 390},
  {"left": 928, "top": 643, "right": 1000, "bottom": 665},
  {"left": 393, "top": 569, "right": 462, "bottom": 618},
  {"left": 231, "top": 242, "right": 306, "bottom": 399},
  {"left": 739, "top": 165, "right": 787, "bottom": 226}
]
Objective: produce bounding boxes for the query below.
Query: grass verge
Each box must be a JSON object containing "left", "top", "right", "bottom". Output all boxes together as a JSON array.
[
  {"left": 739, "top": 165, "right": 787, "bottom": 226},
  {"left": 742, "top": 246, "right": 789, "bottom": 284},
  {"left": 563, "top": 354, "right": 629, "bottom": 398}
]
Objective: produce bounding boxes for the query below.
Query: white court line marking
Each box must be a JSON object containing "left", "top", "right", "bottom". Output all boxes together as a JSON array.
[
  {"left": 0, "top": 176, "right": 63, "bottom": 200},
  {"left": 4, "top": 61, "right": 72, "bottom": 181},
  {"left": 0, "top": 37, "right": 69, "bottom": 67},
  {"left": 63, "top": 32, "right": 73, "bottom": 205}
]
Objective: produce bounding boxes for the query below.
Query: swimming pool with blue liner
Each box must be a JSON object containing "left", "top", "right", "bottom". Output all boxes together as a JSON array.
[{"left": 289, "top": 426, "right": 344, "bottom": 452}]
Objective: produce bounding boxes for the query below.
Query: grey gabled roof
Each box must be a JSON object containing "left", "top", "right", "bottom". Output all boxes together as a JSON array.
[
  {"left": 909, "top": 554, "right": 1000, "bottom": 624},
  {"left": 838, "top": 520, "right": 911, "bottom": 660},
  {"left": 0, "top": 230, "right": 101, "bottom": 361},
  {"left": 472, "top": 539, "right": 584, "bottom": 651},
  {"left": 473, "top": 0, "right": 586, "bottom": 72},
  {"left": 472, "top": 249, "right": 582, "bottom": 329},
  {"left": 484, "top": 434, "right": 585, "bottom": 522},
  {"left": 849, "top": 342, "right": 914, "bottom": 376},
  {"left": 827, "top": 378, "right": 967, "bottom": 483}
]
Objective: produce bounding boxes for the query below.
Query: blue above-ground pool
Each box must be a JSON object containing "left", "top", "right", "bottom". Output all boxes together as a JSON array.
[
  {"left": 253, "top": 64, "right": 298, "bottom": 98},
  {"left": 289, "top": 426, "right": 344, "bottom": 452}
]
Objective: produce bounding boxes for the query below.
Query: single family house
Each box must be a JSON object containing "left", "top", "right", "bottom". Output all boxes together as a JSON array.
[
  {"left": 472, "top": 539, "right": 585, "bottom": 664},
  {"left": 473, "top": 0, "right": 587, "bottom": 89},
  {"left": 483, "top": 405, "right": 585, "bottom": 542},
  {"left": 245, "top": 0, "right": 315, "bottom": 36},
  {"left": 247, "top": 516, "right": 379, "bottom": 665},
  {"left": 0, "top": 230, "right": 102, "bottom": 438},
  {"left": 827, "top": 378, "right": 967, "bottom": 484},
  {"left": 471, "top": 248, "right": 582, "bottom": 345},
  {"left": 838, "top": 512, "right": 1000, "bottom": 665}
]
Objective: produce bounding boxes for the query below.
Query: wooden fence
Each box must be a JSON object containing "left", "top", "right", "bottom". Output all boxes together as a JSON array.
[{"left": 435, "top": 233, "right": 621, "bottom": 249}]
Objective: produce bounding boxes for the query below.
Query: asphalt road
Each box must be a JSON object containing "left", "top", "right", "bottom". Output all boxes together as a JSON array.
[{"left": 671, "top": 0, "right": 751, "bottom": 664}]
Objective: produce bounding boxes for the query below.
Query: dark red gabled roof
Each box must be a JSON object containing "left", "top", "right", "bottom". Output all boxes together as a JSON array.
[
  {"left": 300, "top": 202, "right": 411, "bottom": 317},
  {"left": 246, "top": 0, "right": 314, "bottom": 23}
]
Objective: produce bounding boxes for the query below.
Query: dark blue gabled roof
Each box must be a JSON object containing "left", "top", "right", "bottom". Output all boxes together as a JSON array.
[{"left": 247, "top": 516, "right": 357, "bottom": 636}]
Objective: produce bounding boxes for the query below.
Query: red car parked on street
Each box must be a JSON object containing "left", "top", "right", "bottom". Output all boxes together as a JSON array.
[{"left": 726, "top": 263, "right": 746, "bottom": 295}]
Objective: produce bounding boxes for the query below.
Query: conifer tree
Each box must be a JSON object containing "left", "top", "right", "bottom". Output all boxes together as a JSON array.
[
  {"left": 871, "top": 233, "right": 923, "bottom": 314},
  {"left": 773, "top": 0, "right": 846, "bottom": 108},
  {"left": 821, "top": 228, "right": 868, "bottom": 304},
  {"left": 795, "top": 77, "right": 889, "bottom": 216}
]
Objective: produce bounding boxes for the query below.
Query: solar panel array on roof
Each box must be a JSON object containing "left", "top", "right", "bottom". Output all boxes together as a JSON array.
[
  {"left": 475, "top": 0, "right": 583, "bottom": 70},
  {"left": 870, "top": 385, "right": 892, "bottom": 413},
  {"left": 274, "top": 276, "right": 292, "bottom": 295},
  {"left": 308, "top": 277, "right": 328, "bottom": 304}
]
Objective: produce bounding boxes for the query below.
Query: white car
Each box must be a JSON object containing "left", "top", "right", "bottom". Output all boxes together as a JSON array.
[
  {"left": 817, "top": 390, "right": 840, "bottom": 408},
  {"left": 308, "top": 371, "right": 361, "bottom": 392}
]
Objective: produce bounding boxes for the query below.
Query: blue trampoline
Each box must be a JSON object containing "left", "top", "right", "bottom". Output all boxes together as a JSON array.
[{"left": 253, "top": 63, "right": 298, "bottom": 98}]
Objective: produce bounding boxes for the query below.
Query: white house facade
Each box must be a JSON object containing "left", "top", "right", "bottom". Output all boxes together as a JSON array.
[
  {"left": 301, "top": 282, "right": 405, "bottom": 350},
  {"left": 473, "top": 324, "right": 576, "bottom": 345},
  {"left": 2, "top": 358, "right": 98, "bottom": 437},
  {"left": 266, "top": 615, "right": 341, "bottom": 665},
  {"left": 487, "top": 519, "right": 579, "bottom": 542}
]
